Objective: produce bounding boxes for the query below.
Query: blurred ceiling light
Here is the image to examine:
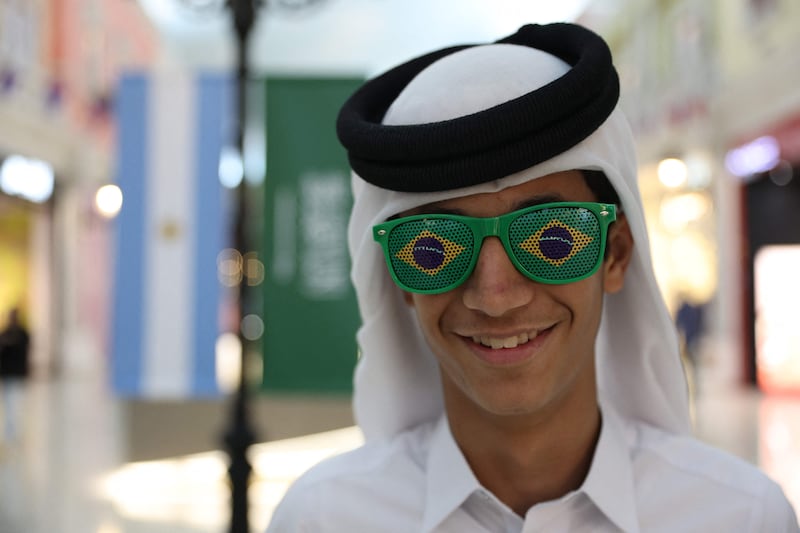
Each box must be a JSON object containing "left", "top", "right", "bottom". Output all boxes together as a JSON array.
[
  {"left": 217, "top": 247, "right": 243, "bottom": 287},
  {"left": 95, "top": 184, "right": 124, "bottom": 218},
  {"left": 683, "top": 151, "right": 713, "bottom": 189},
  {"left": 657, "top": 157, "right": 688, "bottom": 188},
  {"left": 725, "top": 135, "right": 780, "bottom": 178},
  {"left": 659, "top": 192, "right": 711, "bottom": 233},
  {"left": 219, "top": 145, "right": 244, "bottom": 189},
  {"left": 0, "top": 155, "right": 55, "bottom": 203},
  {"left": 139, "top": 0, "right": 226, "bottom": 31},
  {"left": 243, "top": 252, "right": 265, "bottom": 286},
  {"left": 241, "top": 314, "right": 264, "bottom": 341},
  {"left": 215, "top": 332, "right": 242, "bottom": 393},
  {"left": 670, "top": 233, "right": 717, "bottom": 303},
  {"left": 244, "top": 122, "right": 266, "bottom": 185},
  {"left": 769, "top": 160, "right": 793, "bottom": 186}
]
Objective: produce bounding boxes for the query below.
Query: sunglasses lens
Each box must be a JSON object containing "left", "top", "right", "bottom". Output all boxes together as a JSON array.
[
  {"left": 509, "top": 206, "right": 603, "bottom": 282},
  {"left": 386, "top": 219, "right": 473, "bottom": 292}
]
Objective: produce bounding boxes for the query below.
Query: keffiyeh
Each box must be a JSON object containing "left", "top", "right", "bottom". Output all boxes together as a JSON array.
[{"left": 340, "top": 23, "right": 691, "bottom": 440}]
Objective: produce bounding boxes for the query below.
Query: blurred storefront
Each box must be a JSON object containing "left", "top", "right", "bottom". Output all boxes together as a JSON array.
[
  {"left": 1, "top": 0, "right": 63, "bottom": 375},
  {"left": 0, "top": 0, "right": 158, "bottom": 376},
  {"left": 581, "top": 0, "right": 800, "bottom": 392},
  {"left": 715, "top": 0, "right": 800, "bottom": 394},
  {"left": 734, "top": 115, "right": 800, "bottom": 393},
  {"left": 0, "top": 157, "right": 55, "bottom": 375},
  {"left": 580, "top": 0, "right": 722, "bottom": 385}
]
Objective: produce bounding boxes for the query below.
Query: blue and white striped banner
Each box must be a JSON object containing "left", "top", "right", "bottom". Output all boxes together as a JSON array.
[{"left": 112, "top": 71, "right": 234, "bottom": 398}]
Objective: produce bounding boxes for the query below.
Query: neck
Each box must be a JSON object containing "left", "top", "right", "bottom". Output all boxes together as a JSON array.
[{"left": 444, "top": 382, "right": 601, "bottom": 516}]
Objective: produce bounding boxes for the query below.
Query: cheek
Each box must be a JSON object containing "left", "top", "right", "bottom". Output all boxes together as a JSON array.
[
  {"left": 559, "top": 277, "right": 605, "bottom": 328},
  {"left": 579, "top": 282, "right": 606, "bottom": 336},
  {"left": 407, "top": 293, "right": 449, "bottom": 336}
]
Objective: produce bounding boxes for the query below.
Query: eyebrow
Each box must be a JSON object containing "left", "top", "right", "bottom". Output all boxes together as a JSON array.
[{"left": 412, "top": 193, "right": 567, "bottom": 217}]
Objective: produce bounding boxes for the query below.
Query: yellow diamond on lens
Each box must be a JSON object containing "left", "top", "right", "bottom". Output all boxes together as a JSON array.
[
  {"left": 396, "top": 230, "right": 466, "bottom": 276},
  {"left": 518, "top": 220, "right": 593, "bottom": 267}
]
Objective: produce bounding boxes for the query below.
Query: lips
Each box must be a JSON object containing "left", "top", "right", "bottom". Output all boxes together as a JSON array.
[{"left": 458, "top": 324, "right": 556, "bottom": 366}]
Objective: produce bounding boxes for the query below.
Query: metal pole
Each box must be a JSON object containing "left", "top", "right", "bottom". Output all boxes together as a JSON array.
[{"left": 224, "top": 1, "right": 259, "bottom": 531}]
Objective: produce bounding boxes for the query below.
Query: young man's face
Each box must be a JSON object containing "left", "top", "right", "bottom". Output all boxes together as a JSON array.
[{"left": 400, "top": 170, "right": 633, "bottom": 420}]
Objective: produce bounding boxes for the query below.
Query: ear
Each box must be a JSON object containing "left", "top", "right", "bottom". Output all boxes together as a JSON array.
[{"left": 602, "top": 214, "right": 634, "bottom": 294}]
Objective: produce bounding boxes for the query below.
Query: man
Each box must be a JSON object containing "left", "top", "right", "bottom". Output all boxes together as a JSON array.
[{"left": 267, "top": 23, "right": 798, "bottom": 531}]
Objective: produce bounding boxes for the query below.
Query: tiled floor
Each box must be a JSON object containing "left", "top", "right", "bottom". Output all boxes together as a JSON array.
[{"left": 1, "top": 361, "right": 799, "bottom": 533}]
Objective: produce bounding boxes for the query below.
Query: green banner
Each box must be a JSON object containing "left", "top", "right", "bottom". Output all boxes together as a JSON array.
[{"left": 261, "top": 77, "right": 362, "bottom": 393}]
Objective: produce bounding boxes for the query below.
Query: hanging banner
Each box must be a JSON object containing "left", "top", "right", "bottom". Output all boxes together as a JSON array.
[
  {"left": 262, "top": 77, "right": 362, "bottom": 393},
  {"left": 112, "top": 71, "right": 234, "bottom": 398}
]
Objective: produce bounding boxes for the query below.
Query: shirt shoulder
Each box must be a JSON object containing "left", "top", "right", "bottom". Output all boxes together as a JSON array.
[
  {"left": 629, "top": 421, "right": 799, "bottom": 532},
  {"left": 266, "top": 422, "right": 436, "bottom": 532}
]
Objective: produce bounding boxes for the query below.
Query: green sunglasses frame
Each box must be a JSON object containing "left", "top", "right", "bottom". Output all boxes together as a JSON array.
[{"left": 373, "top": 201, "right": 617, "bottom": 294}]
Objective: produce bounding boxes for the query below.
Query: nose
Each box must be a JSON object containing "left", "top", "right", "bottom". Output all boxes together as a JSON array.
[{"left": 461, "top": 237, "right": 535, "bottom": 317}]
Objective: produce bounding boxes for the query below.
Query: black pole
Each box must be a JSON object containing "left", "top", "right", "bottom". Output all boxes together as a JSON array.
[{"left": 224, "top": 1, "right": 259, "bottom": 532}]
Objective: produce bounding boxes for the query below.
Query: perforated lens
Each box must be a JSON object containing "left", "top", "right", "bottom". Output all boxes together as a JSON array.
[
  {"left": 508, "top": 206, "right": 603, "bottom": 282},
  {"left": 386, "top": 218, "right": 474, "bottom": 292},
  {"left": 374, "top": 202, "right": 613, "bottom": 293}
]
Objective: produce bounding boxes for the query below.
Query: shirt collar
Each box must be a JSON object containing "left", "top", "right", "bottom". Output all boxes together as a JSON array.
[
  {"left": 422, "top": 415, "right": 481, "bottom": 533},
  {"left": 581, "top": 405, "right": 641, "bottom": 533},
  {"left": 421, "top": 408, "right": 641, "bottom": 533}
]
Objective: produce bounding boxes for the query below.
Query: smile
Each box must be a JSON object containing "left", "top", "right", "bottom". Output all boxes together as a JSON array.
[{"left": 471, "top": 331, "right": 538, "bottom": 349}]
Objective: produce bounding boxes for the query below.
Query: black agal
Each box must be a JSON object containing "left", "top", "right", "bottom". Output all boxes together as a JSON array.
[{"left": 336, "top": 23, "right": 620, "bottom": 193}]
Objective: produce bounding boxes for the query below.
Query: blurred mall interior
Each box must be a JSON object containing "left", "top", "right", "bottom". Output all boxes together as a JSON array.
[{"left": 1, "top": 0, "right": 799, "bottom": 531}]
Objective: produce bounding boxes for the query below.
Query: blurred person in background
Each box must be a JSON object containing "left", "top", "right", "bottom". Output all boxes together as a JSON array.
[
  {"left": 0, "top": 307, "right": 30, "bottom": 444},
  {"left": 675, "top": 294, "right": 706, "bottom": 400},
  {"left": 267, "top": 22, "right": 799, "bottom": 532}
]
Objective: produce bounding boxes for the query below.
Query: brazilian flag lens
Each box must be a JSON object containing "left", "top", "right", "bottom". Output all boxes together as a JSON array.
[{"left": 373, "top": 202, "right": 616, "bottom": 294}]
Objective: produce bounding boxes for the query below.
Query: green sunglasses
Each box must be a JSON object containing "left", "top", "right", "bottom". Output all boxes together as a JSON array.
[{"left": 373, "top": 201, "right": 617, "bottom": 294}]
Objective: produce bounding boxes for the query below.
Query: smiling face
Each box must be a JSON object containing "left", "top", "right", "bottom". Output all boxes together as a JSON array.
[{"left": 400, "top": 170, "right": 633, "bottom": 423}]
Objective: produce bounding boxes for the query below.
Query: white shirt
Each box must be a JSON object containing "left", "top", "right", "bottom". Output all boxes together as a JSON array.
[{"left": 266, "top": 408, "right": 799, "bottom": 532}]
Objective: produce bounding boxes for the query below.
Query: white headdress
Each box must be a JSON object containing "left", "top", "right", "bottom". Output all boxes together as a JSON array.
[{"left": 342, "top": 25, "right": 690, "bottom": 440}]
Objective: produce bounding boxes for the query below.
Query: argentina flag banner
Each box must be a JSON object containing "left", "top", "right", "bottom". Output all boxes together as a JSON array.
[{"left": 112, "top": 70, "right": 234, "bottom": 398}]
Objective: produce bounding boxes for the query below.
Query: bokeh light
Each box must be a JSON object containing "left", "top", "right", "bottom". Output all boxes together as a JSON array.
[{"left": 95, "top": 184, "right": 124, "bottom": 218}]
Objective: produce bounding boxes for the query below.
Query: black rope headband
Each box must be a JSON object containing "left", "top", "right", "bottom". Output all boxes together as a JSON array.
[{"left": 336, "top": 23, "right": 620, "bottom": 193}]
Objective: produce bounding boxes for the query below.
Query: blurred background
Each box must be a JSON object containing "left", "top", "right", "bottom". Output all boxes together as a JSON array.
[{"left": 0, "top": 0, "right": 799, "bottom": 531}]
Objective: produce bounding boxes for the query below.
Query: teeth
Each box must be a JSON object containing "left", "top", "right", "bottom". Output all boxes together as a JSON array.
[{"left": 471, "top": 331, "right": 536, "bottom": 349}]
